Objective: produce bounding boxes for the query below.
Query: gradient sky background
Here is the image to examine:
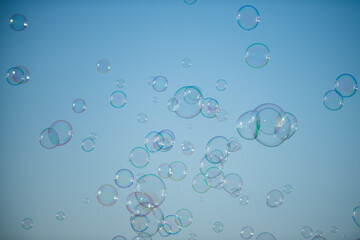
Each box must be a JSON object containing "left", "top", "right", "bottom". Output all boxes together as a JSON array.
[{"left": 0, "top": 0, "right": 360, "bottom": 239}]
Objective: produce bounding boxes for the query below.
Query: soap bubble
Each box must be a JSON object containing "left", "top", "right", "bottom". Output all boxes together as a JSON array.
[
  {"left": 184, "top": 0, "right": 197, "bottom": 5},
  {"left": 125, "top": 192, "right": 151, "bottom": 216},
  {"left": 236, "top": 5, "right": 260, "bottom": 31},
  {"left": 39, "top": 127, "right": 59, "bottom": 149},
  {"left": 173, "top": 86, "right": 203, "bottom": 119},
  {"left": 222, "top": 173, "right": 243, "bottom": 195},
  {"left": 153, "top": 76, "right": 168, "bottom": 92},
  {"left": 239, "top": 195, "right": 250, "bottom": 205},
  {"left": 50, "top": 120, "right": 73, "bottom": 146},
  {"left": 158, "top": 163, "right": 173, "bottom": 179},
  {"left": 282, "top": 184, "right": 292, "bottom": 194},
  {"left": 301, "top": 226, "right": 313, "bottom": 238},
  {"left": 240, "top": 226, "right": 254, "bottom": 239},
  {"left": 205, "top": 169, "right": 225, "bottom": 189},
  {"left": 255, "top": 232, "right": 276, "bottom": 240},
  {"left": 135, "top": 174, "right": 167, "bottom": 209},
  {"left": 330, "top": 226, "right": 338, "bottom": 233},
  {"left": 216, "top": 79, "right": 227, "bottom": 91},
  {"left": 192, "top": 173, "right": 210, "bottom": 193},
  {"left": 6, "top": 67, "right": 25, "bottom": 85},
  {"left": 200, "top": 156, "right": 223, "bottom": 178},
  {"left": 169, "top": 161, "right": 187, "bottom": 181},
  {"left": 116, "top": 79, "right": 126, "bottom": 89},
  {"left": 72, "top": 99, "right": 86, "bottom": 113},
  {"left": 205, "top": 136, "right": 230, "bottom": 164},
  {"left": 201, "top": 98, "right": 219, "bottom": 118},
  {"left": 353, "top": 206, "right": 360, "bottom": 227},
  {"left": 176, "top": 209, "right": 193, "bottom": 227},
  {"left": 82, "top": 197, "right": 91, "bottom": 204},
  {"left": 334, "top": 73, "right": 358, "bottom": 97},
  {"left": 266, "top": 189, "right": 284, "bottom": 208},
  {"left": 159, "top": 223, "right": 171, "bottom": 237},
  {"left": 181, "top": 141, "right": 195, "bottom": 155},
  {"left": 144, "top": 131, "right": 164, "bottom": 153},
  {"left": 245, "top": 43, "right": 270, "bottom": 68},
  {"left": 82, "top": 137, "right": 95, "bottom": 152},
  {"left": 236, "top": 110, "right": 257, "bottom": 140},
  {"left": 10, "top": 14, "right": 28, "bottom": 31},
  {"left": 137, "top": 113, "right": 148, "bottom": 123},
  {"left": 158, "top": 129, "right": 175, "bottom": 152},
  {"left": 97, "top": 58, "right": 111, "bottom": 73},
  {"left": 323, "top": 90, "right": 344, "bottom": 111},
  {"left": 97, "top": 184, "right": 118, "bottom": 206},
  {"left": 115, "top": 169, "right": 134, "bottom": 188},
  {"left": 227, "top": 137, "right": 242, "bottom": 152},
  {"left": 216, "top": 108, "right": 228, "bottom": 121},
  {"left": 56, "top": 211, "right": 66, "bottom": 221},
  {"left": 313, "top": 230, "right": 324, "bottom": 237},
  {"left": 130, "top": 214, "right": 149, "bottom": 233},
  {"left": 110, "top": 91, "right": 127, "bottom": 108},
  {"left": 163, "top": 215, "right": 182, "bottom": 235},
  {"left": 21, "top": 218, "right": 33, "bottom": 230},
  {"left": 213, "top": 221, "right": 224, "bottom": 233},
  {"left": 129, "top": 147, "right": 150, "bottom": 168},
  {"left": 167, "top": 98, "right": 179, "bottom": 112},
  {"left": 182, "top": 58, "right": 192, "bottom": 68},
  {"left": 188, "top": 233, "right": 198, "bottom": 240},
  {"left": 17, "top": 65, "right": 30, "bottom": 84}
]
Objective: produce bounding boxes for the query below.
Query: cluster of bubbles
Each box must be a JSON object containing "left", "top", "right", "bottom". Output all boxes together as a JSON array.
[
  {"left": 144, "top": 129, "right": 175, "bottom": 153},
  {"left": 6, "top": 66, "right": 30, "bottom": 86},
  {"left": 300, "top": 225, "right": 342, "bottom": 240},
  {"left": 157, "top": 161, "right": 188, "bottom": 181},
  {"left": 265, "top": 184, "right": 292, "bottom": 208},
  {"left": 323, "top": 73, "right": 358, "bottom": 111},
  {"left": 39, "top": 120, "right": 73, "bottom": 149},
  {"left": 236, "top": 103, "right": 298, "bottom": 147},
  {"left": 181, "top": 140, "right": 195, "bottom": 155},
  {"left": 72, "top": 98, "right": 87, "bottom": 113},
  {"left": 82, "top": 132, "right": 97, "bottom": 152}
]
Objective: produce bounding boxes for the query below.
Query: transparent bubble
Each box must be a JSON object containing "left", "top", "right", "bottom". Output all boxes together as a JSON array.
[
  {"left": 50, "top": 120, "right": 73, "bottom": 146},
  {"left": 236, "top": 110, "right": 257, "bottom": 140},
  {"left": 82, "top": 197, "right": 91, "bottom": 204},
  {"left": 282, "top": 184, "right": 292, "bottom": 194},
  {"left": 117, "top": 79, "right": 126, "bottom": 89},
  {"left": 240, "top": 226, "right": 254, "bottom": 239},
  {"left": 323, "top": 90, "right": 344, "bottom": 111},
  {"left": 97, "top": 184, "right": 118, "bottom": 206},
  {"left": 301, "top": 226, "right": 313, "bottom": 238},
  {"left": 266, "top": 189, "right": 284, "bottom": 208},
  {"left": 135, "top": 174, "right": 167, "bottom": 209},
  {"left": 239, "top": 195, "right": 250, "bottom": 205},
  {"left": 159, "top": 223, "right": 171, "bottom": 237},
  {"left": 158, "top": 163, "right": 173, "bottom": 179},
  {"left": 200, "top": 156, "right": 223, "bottom": 178},
  {"left": 10, "top": 14, "right": 28, "bottom": 31},
  {"left": 205, "top": 169, "right": 225, "bottom": 189},
  {"left": 130, "top": 214, "right": 149, "bottom": 233},
  {"left": 217, "top": 108, "right": 228, "bottom": 121},
  {"left": 129, "top": 147, "right": 150, "bottom": 168},
  {"left": 188, "top": 233, "right": 198, "bottom": 240},
  {"left": 222, "top": 173, "right": 243, "bottom": 194},
  {"left": 201, "top": 98, "right": 219, "bottom": 118},
  {"left": 231, "top": 188, "right": 242, "bottom": 198},
  {"left": 236, "top": 5, "right": 260, "bottom": 31},
  {"left": 89, "top": 132, "right": 97, "bottom": 140},
  {"left": 167, "top": 98, "right": 179, "bottom": 112},
  {"left": 184, "top": 0, "right": 197, "bottom": 5},
  {"left": 334, "top": 73, "right": 358, "bottom": 97},
  {"left": 112, "top": 235, "right": 127, "bottom": 240},
  {"left": 353, "top": 206, "right": 360, "bottom": 227},
  {"left": 176, "top": 209, "right": 193, "bottom": 227},
  {"left": 282, "top": 112, "right": 298, "bottom": 139},
  {"left": 205, "top": 136, "right": 230, "bottom": 164},
  {"left": 147, "top": 76, "right": 155, "bottom": 86},
  {"left": 216, "top": 79, "right": 227, "bottom": 91},
  {"left": 137, "top": 113, "right": 148, "bottom": 124},
  {"left": 110, "top": 91, "right": 127, "bottom": 108},
  {"left": 173, "top": 86, "right": 203, "bottom": 119},
  {"left": 213, "top": 221, "right": 224, "bottom": 233},
  {"left": 97, "top": 58, "right": 111, "bottom": 73},
  {"left": 6, "top": 67, "right": 25, "bottom": 85},
  {"left": 158, "top": 129, "right": 175, "bottom": 152},
  {"left": 72, "top": 98, "right": 86, "bottom": 113},
  {"left": 182, "top": 58, "right": 192, "bottom": 68},
  {"left": 169, "top": 161, "right": 187, "bottom": 181},
  {"left": 192, "top": 173, "right": 210, "bottom": 193},
  {"left": 162, "top": 215, "right": 182, "bottom": 235},
  {"left": 227, "top": 137, "right": 242, "bottom": 152},
  {"left": 255, "top": 232, "right": 277, "bottom": 240},
  {"left": 152, "top": 96, "right": 159, "bottom": 103},
  {"left": 245, "top": 43, "right": 270, "bottom": 68},
  {"left": 21, "top": 218, "right": 33, "bottom": 230},
  {"left": 115, "top": 169, "right": 134, "bottom": 188},
  {"left": 330, "top": 226, "right": 338, "bottom": 233},
  {"left": 39, "top": 127, "right": 59, "bottom": 149},
  {"left": 56, "top": 211, "right": 66, "bottom": 221},
  {"left": 144, "top": 131, "right": 164, "bottom": 153},
  {"left": 181, "top": 140, "right": 195, "bottom": 155},
  {"left": 125, "top": 192, "right": 151, "bottom": 216},
  {"left": 152, "top": 76, "right": 168, "bottom": 92},
  {"left": 82, "top": 137, "right": 95, "bottom": 152}
]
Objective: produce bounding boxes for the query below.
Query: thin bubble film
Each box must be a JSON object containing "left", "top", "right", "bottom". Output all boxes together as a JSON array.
[
  {"left": 97, "top": 184, "right": 118, "bottom": 206},
  {"left": 115, "top": 169, "right": 134, "bottom": 188},
  {"left": 236, "top": 5, "right": 260, "bottom": 31},
  {"left": 245, "top": 43, "right": 270, "bottom": 68},
  {"left": 334, "top": 73, "right": 358, "bottom": 97}
]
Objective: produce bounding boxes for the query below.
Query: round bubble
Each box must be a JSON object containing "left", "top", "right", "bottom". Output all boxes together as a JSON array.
[
  {"left": 159, "top": 223, "right": 171, "bottom": 237},
  {"left": 129, "top": 147, "right": 150, "bottom": 168},
  {"left": 115, "top": 169, "right": 134, "bottom": 188},
  {"left": 353, "top": 206, "right": 360, "bottom": 227},
  {"left": 239, "top": 195, "right": 250, "bottom": 205},
  {"left": 205, "top": 136, "right": 230, "bottom": 164},
  {"left": 152, "top": 76, "right": 168, "bottom": 92},
  {"left": 313, "top": 230, "right": 324, "bottom": 237},
  {"left": 82, "top": 137, "right": 95, "bottom": 152},
  {"left": 227, "top": 137, "right": 242, "bottom": 152},
  {"left": 188, "top": 233, "right": 198, "bottom": 240},
  {"left": 136, "top": 174, "right": 167, "bottom": 209},
  {"left": 158, "top": 129, "right": 175, "bottom": 152},
  {"left": 56, "top": 211, "right": 66, "bottom": 221},
  {"left": 152, "top": 96, "right": 159, "bottom": 103},
  {"left": 222, "top": 173, "right": 243, "bottom": 194},
  {"left": 125, "top": 192, "right": 152, "bottom": 216},
  {"left": 237, "top": 5, "right": 260, "bottom": 31},
  {"left": 173, "top": 86, "right": 203, "bottom": 119},
  {"left": 200, "top": 156, "right": 223, "bottom": 178},
  {"left": 113, "top": 235, "right": 127, "bottom": 240},
  {"left": 201, "top": 98, "right": 219, "bottom": 118},
  {"left": 216, "top": 79, "right": 227, "bottom": 91},
  {"left": 192, "top": 173, "right": 210, "bottom": 193},
  {"left": 6, "top": 67, "right": 25, "bottom": 85},
  {"left": 169, "top": 161, "right": 187, "bottom": 181},
  {"left": 323, "top": 90, "right": 343, "bottom": 111},
  {"left": 182, "top": 58, "right": 192, "bottom": 68},
  {"left": 256, "top": 232, "right": 276, "bottom": 240},
  {"left": 330, "top": 226, "right": 338, "bottom": 233},
  {"left": 72, "top": 98, "right": 86, "bottom": 113},
  {"left": 117, "top": 79, "right": 126, "bottom": 89},
  {"left": 240, "top": 226, "right": 254, "bottom": 239},
  {"left": 217, "top": 108, "right": 228, "bottom": 121},
  {"left": 158, "top": 163, "right": 173, "bottom": 179},
  {"left": 184, "top": 0, "right": 197, "bottom": 5},
  {"left": 205, "top": 169, "right": 225, "bottom": 189},
  {"left": 50, "top": 120, "right": 73, "bottom": 146},
  {"left": 237, "top": 110, "right": 257, "bottom": 140},
  {"left": 97, "top": 184, "right": 118, "bottom": 206},
  {"left": 213, "top": 221, "right": 224, "bottom": 233},
  {"left": 22, "top": 218, "right": 33, "bottom": 230},
  {"left": 10, "top": 14, "right": 28, "bottom": 31},
  {"left": 163, "top": 215, "right": 182, "bottom": 235},
  {"left": 144, "top": 131, "right": 164, "bottom": 153},
  {"left": 176, "top": 209, "right": 193, "bottom": 227},
  {"left": 231, "top": 188, "right": 242, "bottom": 198},
  {"left": 266, "top": 189, "right": 284, "bottom": 208},
  {"left": 301, "top": 226, "right": 313, "bottom": 238},
  {"left": 97, "top": 58, "right": 111, "bottom": 73},
  {"left": 245, "top": 43, "right": 270, "bottom": 68},
  {"left": 39, "top": 127, "right": 59, "bottom": 149},
  {"left": 110, "top": 91, "right": 127, "bottom": 108},
  {"left": 167, "top": 98, "right": 179, "bottom": 112},
  {"left": 137, "top": 113, "right": 148, "bottom": 123},
  {"left": 89, "top": 132, "right": 97, "bottom": 140},
  {"left": 181, "top": 141, "right": 195, "bottom": 155},
  {"left": 131, "top": 214, "right": 149, "bottom": 232},
  {"left": 282, "top": 184, "right": 292, "bottom": 194},
  {"left": 334, "top": 73, "right": 358, "bottom": 97}
]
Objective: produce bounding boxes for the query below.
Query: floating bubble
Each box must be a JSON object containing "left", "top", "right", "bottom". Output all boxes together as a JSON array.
[
  {"left": 157, "top": 163, "right": 173, "bottom": 179},
  {"left": 181, "top": 141, "right": 195, "bottom": 155},
  {"left": 117, "top": 79, "right": 126, "bottom": 89},
  {"left": 6, "top": 67, "right": 25, "bottom": 85},
  {"left": 236, "top": 5, "right": 260, "bottom": 31},
  {"left": 256, "top": 232, "right": 276, "bottom": 240},
  {"left": 353, "top": 206, "right": 360, "bottom": 227},
  {"left": 330, "top": 226, "right": 338, "bottom": 233},
  {"left": 152, "top": 96, "right": 159, "bottom": 103},
  {"left": 97, "top": 184, "right": 118, "bottom": 206},
  {"left": 323, "top": 90, "right": 344, "bottom": 111},
  {"left": 136, "top": 174, "right": 167, "bottom": 209},
  {"left": 205, "top": 136, "right": 230, "bottom": 164},
  {"left": 227, "top": 137, "right": 242, "bottom": 152},
  {"left": 201, "top": 98, "right": 219, "bottom": 118},
  {"left": 205, "top": 169, "right": 225, "bottom": 189},
  {"left": 188, "top": 233, "right": 198, "bottom": 240},
  {"left": 217, "top": 108, "right": 228, "bottom": 121},
  {"left": 184, "top": 0, "right": 197, "bottom": 5},
  {"left": 222, "top": 173, "right": 243, "bottom": 194},
  {"left": 200, "top": 156, "right": 223, "bottom": 178},
  {"left": 82, "top": 137, "right": 95, "bottom": 152},
  {"left": 110, "top": 91, "right": 127, "bottom": 108},
  {"left": 10, "top": 14, "right": 28, "bottom": 31},
  {"left": 89, "top": 132, "right": 97, "bottom": 140},
  {"left": 144, "top": 131, "right": 164, "bottom": 153},
  {"left": 72, "top": 98, "right": 86, "bottom": 113},
  {"left": 82, "top": 197, "right": 91, "bottom": 204},
  {"left": 282, "top": 184, "right": 292, "bottom": 194},
  {"left": 236, "top": 110, "right": 257, "bottom": 140},
  {"left": 131, "top": 214, "right": 149, "bottom": 232},
  {"left": 56, "top": 211, "right": 66, "bottom": 221},
  {"left": 17, "top": 66, "right": 30, "bottom": 84},
  {"left": 216, "top": 79, "right": 227, "bottom": 91},
  {"left": 245, "top": 43, "right": 270, "bottom": 68},
  {"left": 176, "top": 209, "right": 193, "bottom": 227},
  {"left": 115, "top": 169, "right": 134, "bottom": 188},
  {"left": 182, "top": 58, "right": 192, "bottom": 68},
  {"left": 231, "top": 188, "right": 242, "bottom": 198},
  {"left": 192, "top": 173, "right": 210, "bottom": 193},
  {"left": 21, "top": 218, "right": 33, "bottom": 230},
  {"left": 301, "top": 226, "right": 313, "bottom": 238},
  {"left": 213, "top": 221, "right": 224, "bottom": 233},
  {"left": 97, "top": 58, "right": 111, "bottom": 73},
  {"left": 158, "top": 129, "right": 175, "bottom": 152},
  {"left": 136, "top": 207, "right": 164, "bottom": 237},
  {"left": 50, "top": 120, "right": 73, "bottom": 146},
  {"left": 125, "top": 192, "right": 151, "bottom": 216},
  {"left": 282, "top": 112, "right": 298, "bottom": 139},
  {"left": 239, "top": 195, "right": 250, "bottom": 205},
  {"left": 173, "top": 86, "right": 203, "bottom": 119},
  {"left": 39, "top": 127, "right": 59, "bottom": 149},
  {"left": 159, "top": 223, "right": 171, "bottom": 237},
  {"left": 240, "top": 226, "right": 254, "bottom": 239},
  {"left": 334, "top": 73, "right": 358, "bottom": 97},
  {"left": 152, "top": 76, "right": 168, "bottom": 92},
  {"left": 137, "top": 113, "right": 148, "bottom": 123},
  {"left": 163, "top": 215, "right": 182, "bottom": 235},
  {"left": 129, "top": 147, "right": 150, "bottom": 168},
  {"left": 167, "top": 98, "right": 179, "bottom": 112},
  {"left": 266, "top": 189, "right": 284, "bottom": 208},
  {"left": 169, "top": 161, "right": 187, "bottom": 181},
  {"left": 131, "top": 234, "right": 152, "bottom": 240},
  {"left": 112, "top": 235, "right": 127, "bottom": 240}
]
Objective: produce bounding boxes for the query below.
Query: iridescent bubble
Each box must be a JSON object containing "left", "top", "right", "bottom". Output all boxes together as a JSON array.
[
  {"left": 144, "top": 131, "right": 164, "bottom": 153},
  {"left": 216, "top": 79, "right": 227, "bottom": 91},
  {"left": 72, "top": 98, "right": 86, "bottom": 113},
  {"left": 334, "top": 73, "right": 358, "bottom": 97},
  {"left": 21, "top": 218, "right": 33, "bottom": 230},
  {"left": 173, "top": 86, "right": 203, "bottom": 119},
  {"left": 117, "top": 79, "right": 126, "bottom": 89},
  {"left": 240, "top": 226, "right": 254, "bottom": 239},
  {"left": 181, "top": 141, "right": 195, "bottom": 155},
  {"left": 245, "top": 43, "right": 270, "bottom": 68},
  {"left": 137, "top": 113, "right": 148, "bottom": 123},
  {"left": 182, "top": 58, "right": 192, "bottom": 68},
  {"left": 115, "top": 169, "right": 134, "bottom": 188},
  {"left": 136, "top": 206, "right": 164, "bottom": 237},
  {"left": 82, "top": 137, "right": 95, "bottom": 152},
  {"left": 6, "top": 67, "right": 25, "bottom": 85},
  {"left": 167, "top": 98, "right": 179, "bottom": 112},
  {"left": 266, "top": 190, "right": 284, "bottom": 208},
  {"left": 282, "top": 112, "right": 298, "bottom": 139},
  {"left": 158, "top": 163, "right": 173, "bottom": 179},
  {"left": 135, "top": 174, "right": 167, "bottom": 209},
  {"left": 169, "top": 161, "right": 187, "bottom": 181},
  {"left": 231, "top": 188, "right": 242, "bottom": 198},
  {"left": 112, "top": 235, "right": 127, "bottom": 240},
  {"left": 236, "top": 5, "right": 260, "bottom": 31},
  {"left": 152, "top": 96, "right": 159, "bottom": 103},
  {"left": 213, "top": 221, "right": 224, "bottom": 233},
  {"left": 97, "top": 184, "right": 118, "bottom": 206},
  {"left": 129, "top": 147, "right": 150, "bottom": 168},
  {"left": 39, "top": 127, "right": 59, "bottom": 149},
  {"left": 301, "top": 226, "right": 313, "bottom": 238},
  {"left": 236, "top": 110, "right": 257, "bottom": 140},
  {"left": 158, "top": 129, "right": 176, "bottom": 152},
  {"left": 282, "top": 184, "right": 292, "bottom": 194},
  {"left": 217, "top": 108, "right": 228, "bottom": 121},
  {"left": 163, "top": 215, "right": 182, "bottom": 235},
  {"left": 97, "top": 58, "right": 111, "bottom": 73},
  {"left": 188, "top": 233, "right": 198, "bottom": 240},
  {"left": 89, "top": 132, "right": 97, "bottom": 140},
  {"left": 353, "top": 206, "right": 360, "bottom": 227},
  {"left": 50, "top": 120, "right": 73, "bottom": 146},
  {"left": 10, "top": 14, "right": 28, "bottom": 31},
  {"left": 330, "top": 226, "right": 338, "bottom": 233},
  {"left": 222, "top": 173, "right": 243, "bottom": 194},
  {"left": 227, "top": 137, "right": 242, "bottom": 152},
  {"left": 192, "top": 173, "right": 210, "bottom": 193},
  {"left": 110, "top": 91, "right": 127, "bottom": 108},
  {"left": 176, "top": 209, "right": 193, "bottom": 227},
  {"left": 184, "top": 0, "right": 197, "bottom": 5},
  {"left": 205, "top": 136, "right": 230, "bottom": 164},
  {"left": 201, "top": 98, "right": 219, "bottom": 118},
  {"left": 130, "top": 214, "right": 149, "bottom": 233},
  {"left": 152, "top": 76, "right": 168, "bottom": 92},
  {"left": 56, "top": 211, "right": 66, "bottom": 221},
  {"left": 323, "top": 90, "right": 344, "bottom": 111},
  {"left": 239, "top": 195, "right": 250, "bottom": 205},
  {"left": 256, "top": 232, "right": 276, "bottom": 240},
  {"left": 125, "top": 192, "right": 151, "bottom": 216}
]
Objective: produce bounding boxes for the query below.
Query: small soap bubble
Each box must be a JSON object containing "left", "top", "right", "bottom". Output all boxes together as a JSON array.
[
  {"left": 236, "top": 5, "right": 260, "bottom": 31},
  {"left": 216, "top": 79, "right": 227, "bottom": 91},
  {"left": 21, "top": 218, "right": 33, "bottom": 230},
  {"left": 152, "top": 96, "right": 159, "bottom": 103},
  {"left": 82, "top": 137, "right": 95, "bottom": 152},
  {"left": 110, "top": 91, "right": 127, "bottom": 108},
  {"left": 188, "top": 233, "right": 197, "bottom": 240},
  {"left": 217, "top": 108, "right": 228, "bottom": 121},
  {"left": 334, "top": 73, "right": 358, "bottom": 97},
  {"left": 239, "top": 195, "right": 250, "bottom": 205},
  {"left": 115, "top": 169, "right": 134, "bottom": 188},
  {"left": 167, "top": 98, "right": 179, "bottom": 112},
  {"left": 323, "top": 90, "right": 344, "bottom": 111},
  {"left": 147, "top": 76, "right": 155, "bottom": 86},
  {"left": 152, "top": 76, "right": 168, "bottom": 92},
  {"left": 245, "top": 43, "right": 270, "bottom": 68},
  {"left": 72, "top": 98, "right": 86, "bottom": 113},
  {"left": 116, "top": 79, "right": 126, "bottom": 89},
  {"left": 97, "top": 184, "right": 118, "bottom": 206},
  {"left": 353, "top": 206, "right": 360, "bottom": 227},
  {"left": 137, "top": 113, "right": 148, "bottom": 123},
  {"left": 6, "top": 67, "right": 25, "bottom": 85},
  {"left": 182, "top": 58, "right": 192, "bottom": 68},
  {"left": 129, "top": 147, "right": 150, "bottom": 168},
  {"left": 282, "top": 184, "right": 292, "bottom": 194},
  {"left": 82, "top": 197, "right": 91, "bottom": 204},
  {"left": 240, "top": 226, "right": 254, "bottom": 239},
  {"left": 266, "top": 189, "right": 284, "bottom": 208},
  {"left": 330, "top": 226, "right": 338, "bottom": 233},
  {"left": 301, "top": 226, "right": 313, "bottom": 238},
  {"left": 97, "top": 58, "right": 111, "bottom": 73},
  {"left": 169, "top": 161, "right": 188, "bottom": 181},
  {"left": 10, "top": 14, "right": 28, "bottom": 31},
  {"left": 56, "top": 211, "right": 66, "bottom": 221},
  {"left": 213, "top": 221, "right": 224, "bottom": 233},
  {"left": 181, "top": 141, "right": 195, "bottom": 155}
]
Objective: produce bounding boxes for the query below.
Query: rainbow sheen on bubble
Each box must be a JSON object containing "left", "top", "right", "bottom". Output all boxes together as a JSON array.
[
  {"left": 97, "top": 184, "right": 118, "bottom": 206},
  {"left": 21, "top": 218, "right": 33, "bottom": 230},
  {"left": 115, "top": 169, "right": 134, "bottom": 188},
  {"left": 82, "top": 137, "right": 95, "bottom": 152},
  {"left": 176, "top": 209, "right": 193, "bottom": 227},
  {"left": 152, "top": 75, "right": 168, "bottom": 92},
  {"left": 39, "top": 127, "right": 59, "bottom": 149},
  {"left": 181, "top": 141, "right": 195, "bottom": 155},
  {"left": 163, "top": 215, "right": 182, "bottom": 235},
  {"left": 50, "top": 120, "right": 73, "bottom": 146},
  {"left": 201, "top": 98, "right": 219, "bottom": 118},
  {"left": 135, "top": 174, "right": 167, "bottom": 209},
  {"left": 56, "top": 211, "right": 66, "bottom": 221},
  {"left": 6, "top": 67, "right": 25, "bottom": 85},
  {"left": 158, "top": 163, "right": 173, "bottom": 179},
  {"left": 237, "top": 5, "right": 260, "bottom": 31},
  {"left": 353, "top": 206, "right": 360, "bottom": 227},
  {"left": 169, "top": 161, "right": 188, "bottom": 181},
  {"left": 129, "top": 147, "right": 150, "bottom": 168},
  {"left": 213, "top": 221, "right": 224, "bottom": 233},
  {"left": 245, "top": 43, "right": 270, "bottom": 68},
  {"left": 173, "top": 86, "right": 203, "bottom": 119}
]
